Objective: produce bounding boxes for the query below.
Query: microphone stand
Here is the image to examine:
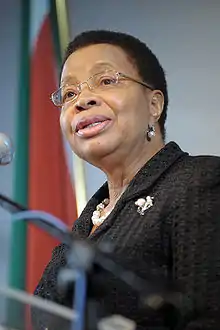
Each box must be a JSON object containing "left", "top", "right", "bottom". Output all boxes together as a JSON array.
[
  {"left": 0, "top": 193, "right": 97, "bottom": 330},
  {"left": 0, "top": 193, "right": 184, "bottom": 330}
]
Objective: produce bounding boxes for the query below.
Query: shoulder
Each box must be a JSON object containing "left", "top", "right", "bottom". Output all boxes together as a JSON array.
[
  {"left": 172, "top": 153, "right": 220, "bottom": 187},
  {"left": 183, "top": 153, "right": 220, "bottom": 168}
]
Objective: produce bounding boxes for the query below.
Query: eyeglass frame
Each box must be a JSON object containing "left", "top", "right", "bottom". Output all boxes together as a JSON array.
[{"left": 50, "top": 69, "right": 154, "bottom": 107}]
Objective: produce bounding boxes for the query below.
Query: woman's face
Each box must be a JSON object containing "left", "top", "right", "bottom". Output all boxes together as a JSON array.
[{"left": 60, "top": 44, "right": 160, "bottom": 165}]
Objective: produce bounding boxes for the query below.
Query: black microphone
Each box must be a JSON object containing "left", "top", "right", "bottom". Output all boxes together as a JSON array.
[{"left": 0, "top": 133, "right": 14, "bottom": 165}]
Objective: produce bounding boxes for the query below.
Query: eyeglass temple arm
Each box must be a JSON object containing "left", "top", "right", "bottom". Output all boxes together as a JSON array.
[{"left": 119, "top": 73, "right": 154, "bottom": 91}]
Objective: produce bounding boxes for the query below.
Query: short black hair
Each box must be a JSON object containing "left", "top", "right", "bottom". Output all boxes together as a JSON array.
[{"left": 63, "top": 30, "right": 168, "bottom": 140}]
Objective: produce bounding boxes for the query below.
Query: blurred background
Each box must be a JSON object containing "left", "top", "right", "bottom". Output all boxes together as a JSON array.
[{"left": 0, "top": 0, "right": 220, "bottom": 301}]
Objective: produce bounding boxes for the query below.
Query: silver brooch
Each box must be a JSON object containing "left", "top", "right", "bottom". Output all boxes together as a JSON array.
[{"left": 135, "top": 196, "right": 154, "bottom": 215}]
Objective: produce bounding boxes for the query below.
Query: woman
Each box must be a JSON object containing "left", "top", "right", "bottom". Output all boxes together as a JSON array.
[{"left": 34, "top": 30, "right": 220, "bottom": 329}]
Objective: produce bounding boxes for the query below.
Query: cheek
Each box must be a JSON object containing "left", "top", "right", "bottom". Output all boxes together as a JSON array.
[
  {"left": 59, "top": 112, "right": 69, "bottom": 137},
  {"left": 109, "top": 91, "right": 149, "bottom": 129}
]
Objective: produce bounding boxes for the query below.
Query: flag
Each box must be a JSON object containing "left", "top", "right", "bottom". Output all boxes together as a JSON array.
[{"left": 9, "top": 0, "right": 77, "bottom": 295}]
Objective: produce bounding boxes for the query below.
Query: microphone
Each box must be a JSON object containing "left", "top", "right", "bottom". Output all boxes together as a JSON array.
[{"left": 0, "top": 133, "right": 14, "bottom": 165}]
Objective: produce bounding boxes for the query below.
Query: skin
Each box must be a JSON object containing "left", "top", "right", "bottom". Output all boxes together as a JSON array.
[{"left": 60, "top": 44, "right": 165, "bottom": 226}]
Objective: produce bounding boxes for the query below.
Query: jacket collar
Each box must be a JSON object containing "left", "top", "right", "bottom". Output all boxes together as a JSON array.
[
  {"left": 121, "top": 141, "right": 187, "bottom": 202},
  {"left": 73, "top": 141, "right": 188, "bottom": 238}
]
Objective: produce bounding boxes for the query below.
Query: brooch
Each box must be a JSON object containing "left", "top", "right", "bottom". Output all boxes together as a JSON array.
[{"left": 135, "top": 196, "right": 154, "bottom": 215}]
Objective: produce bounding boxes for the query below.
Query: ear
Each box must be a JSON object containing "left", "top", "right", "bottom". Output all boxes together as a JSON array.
[{"left": 149, "top": 90, "right": 164, "bottom": 122}]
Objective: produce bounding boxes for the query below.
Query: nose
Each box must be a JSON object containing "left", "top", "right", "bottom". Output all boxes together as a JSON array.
[
  {"left": 75, "top": 97, "right": 99, "bottom": 112},
  {"left": 75, "top": 82, "right": 101, "bottom": 112}
]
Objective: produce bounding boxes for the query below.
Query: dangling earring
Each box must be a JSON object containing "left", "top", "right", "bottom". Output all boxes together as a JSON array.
[{"left": 146, "top": 124, "right": 156, "bottom": 141}]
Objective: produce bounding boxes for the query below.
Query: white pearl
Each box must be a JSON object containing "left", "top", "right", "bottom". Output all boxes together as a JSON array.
[
  {"left": 93, "top": 210, "right": 101, "bottom": 217},
  {"left": 94, "top": 218, "right": 104, "bottom": 225},
  {"left": 97, "top": 203, "right": 105, "bottom": 210},
  {"left": 135, "top": 198, "right": 146, "bottom": 207}
]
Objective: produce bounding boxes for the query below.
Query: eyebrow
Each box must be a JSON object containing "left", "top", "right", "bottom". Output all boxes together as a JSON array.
[
  {"left": 89, "top": 62, "right": 116, "bottom": 73},
  {"left": 60, "top": 62, "right": 116, "bottom": 87},
  {"left": 60, "top": 76, "right": 78, "bottom": 87}
]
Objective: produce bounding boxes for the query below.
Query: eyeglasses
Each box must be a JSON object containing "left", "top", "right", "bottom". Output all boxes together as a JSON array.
[{"left": 51, "top": 70, "right": 154, "bottom": 107}]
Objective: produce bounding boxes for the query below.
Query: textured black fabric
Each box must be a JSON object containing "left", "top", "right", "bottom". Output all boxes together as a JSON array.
[{"left": 34, "top": 142, "right": 220, "bottom": 329}]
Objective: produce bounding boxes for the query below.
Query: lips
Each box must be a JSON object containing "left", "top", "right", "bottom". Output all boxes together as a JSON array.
[
  {"left": 75, "top": 115, "right": 109, "bottom": 132},
  {"left": 73, "top": 115, "right": 112, "bottom": 138}
]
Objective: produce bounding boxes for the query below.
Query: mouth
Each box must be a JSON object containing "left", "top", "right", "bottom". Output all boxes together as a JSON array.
[{"left": 74, "top": 115, "right": 112, "bottom": 138}]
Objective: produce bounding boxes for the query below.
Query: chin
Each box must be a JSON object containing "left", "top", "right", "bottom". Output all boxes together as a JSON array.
[{"left": 74, "top": 141, "right": 117, "bottom": 165}]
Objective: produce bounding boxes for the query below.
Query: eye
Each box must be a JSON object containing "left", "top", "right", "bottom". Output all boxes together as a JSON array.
[
  {"left": 62, "top": 88, "right": 78, "bottom": 102},
  {"left": 98, "top": 75, "right": 117, "bottom": 86}
]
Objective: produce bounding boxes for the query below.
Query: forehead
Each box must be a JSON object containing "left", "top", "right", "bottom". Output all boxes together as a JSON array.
[{"left": 61, "top": 44, "right": 137, "bottom": 82}]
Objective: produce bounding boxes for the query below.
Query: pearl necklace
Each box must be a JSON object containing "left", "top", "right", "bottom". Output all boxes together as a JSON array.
[
  {"left": 91, "top": 185, "right": 129, "bottom": 226},
  {"left": 91, "top": 198, "right": 110, "bottom": 226}
]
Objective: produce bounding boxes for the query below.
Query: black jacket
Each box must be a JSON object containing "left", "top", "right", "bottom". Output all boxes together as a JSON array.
[{"left": 34, "top": 142, "right": 220, "bottom": 329}]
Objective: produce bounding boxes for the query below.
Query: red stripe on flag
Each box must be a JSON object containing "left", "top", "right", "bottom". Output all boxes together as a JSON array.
[{"left": 27, "top": 15, "right": 77, "bottom": 293}]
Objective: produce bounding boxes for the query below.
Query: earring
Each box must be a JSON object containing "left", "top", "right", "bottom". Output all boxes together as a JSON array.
[{"left": 146, "top": 124, "right": 156, "bottom": 141}]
